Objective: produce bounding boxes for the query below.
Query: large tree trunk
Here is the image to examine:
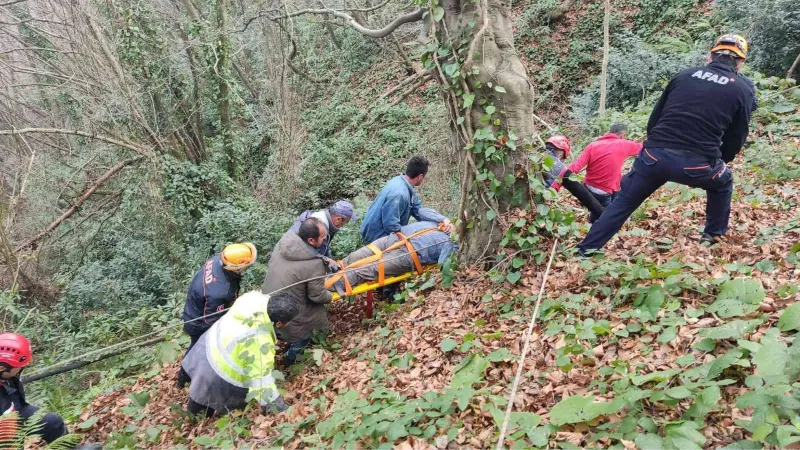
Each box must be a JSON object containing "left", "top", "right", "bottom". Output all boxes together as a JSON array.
[{"left": 435, "top": 0, "right": 536, "bottom": 263}]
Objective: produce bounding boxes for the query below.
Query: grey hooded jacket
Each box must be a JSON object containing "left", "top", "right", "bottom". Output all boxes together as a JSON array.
[{"left": 261, "top": 231, "right": 332, "bottom": 343}]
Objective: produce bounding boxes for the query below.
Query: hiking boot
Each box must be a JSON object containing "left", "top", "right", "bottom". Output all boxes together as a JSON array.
[
  {"left": 700, "top": 233, "right": 720, "bottom": 245},
  {"left": 75, "top": 443, "right": 104, "bottom": 450},
  {"left": 176, "top": 368, "right": 191, "bottom": 388}
]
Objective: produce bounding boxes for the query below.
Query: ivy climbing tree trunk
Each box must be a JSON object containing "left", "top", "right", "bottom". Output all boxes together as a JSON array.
[
  {"left": 263, "top": 0, "right": 540, "bottom": 263},
  {"left": 216, "top": 0, "right": 236, "bottom": 179},
  {"left": 431, "top": 0, "right": 537, "bottom": 263}
]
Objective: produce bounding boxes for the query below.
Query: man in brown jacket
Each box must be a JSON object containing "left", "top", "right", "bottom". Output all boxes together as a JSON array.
[{"left": 262, "top": 217, "right": 332, "bottom": 364}]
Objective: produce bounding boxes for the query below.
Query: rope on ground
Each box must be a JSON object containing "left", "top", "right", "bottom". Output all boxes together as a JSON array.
[
  {"left": 495, "top": 237, "right": 559, "bottom": 450},
  {"left": 21, "top": 238, "right": 453, "bottom": 382}
]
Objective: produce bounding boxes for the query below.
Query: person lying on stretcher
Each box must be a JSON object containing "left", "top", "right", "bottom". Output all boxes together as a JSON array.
[{"left": 326, "top": 219, "right": 457, "bottom": 296}]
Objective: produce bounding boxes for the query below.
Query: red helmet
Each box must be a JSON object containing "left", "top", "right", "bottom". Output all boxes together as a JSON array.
[
  {"left": 546, "top": 135, "right": 572, "bottom": 158},
  {"left": 0, "top": 333, "right": 32, "bottom": 368}
]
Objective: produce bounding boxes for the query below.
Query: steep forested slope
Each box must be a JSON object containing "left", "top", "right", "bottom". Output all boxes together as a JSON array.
[
  {"left": 0, "top": 0, "right": 797, "bottom": 447},
  {"left": 76, "top": 73, "right": 800, "bottom": 449}
]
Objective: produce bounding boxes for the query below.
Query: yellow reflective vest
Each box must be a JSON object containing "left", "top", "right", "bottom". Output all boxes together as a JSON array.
[{"left": 206, "top": 291, "right": 280, "bottom": 403}]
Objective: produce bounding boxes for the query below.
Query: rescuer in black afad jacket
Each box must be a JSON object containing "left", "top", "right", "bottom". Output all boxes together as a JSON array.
[
  {"left": 578, "top": 34, "right": 756, "bottom": 255},
  {"left": 176, "top": 243, "right": 257, "bottom": 388}
]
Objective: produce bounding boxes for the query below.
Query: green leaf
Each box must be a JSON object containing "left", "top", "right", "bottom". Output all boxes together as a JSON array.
[
  {"left": 485, "top": 105, "right": 496, "bottom": 115},
  {"left": 753, "top": 328, "right": 788, "bottom": 378},
  {"left": 632, "top": 368, "right": 680, "bottom": 386},
  {"left": 450, "top": 354, "right": 489, "bottom": 388},
  {"left": 778, "top": 303, "right": 800, "bottom": 331},
  {"left": 486, "top": 210, "right": 496, "bottom": 220},
  {"left": 443, "top": 63, "right": 459, "bottom": 78},
  {"left": 664, "top": 386, "right": 692, "bottom": 399},
  {"left": 752, "top": 423, "right": 774, "bottom": 442},
  {"left": 687, "top": 385, "right": 721, "bottom": 418},
  {"left": 720, "top": 441, "right": 763, "bottom": 450},
  {"left": 456, "top": 116, "right": 465, "bottom": 125},
  {"left": 665, "top": 422, "right": 706, "bottom": 449},
  {"left": 194, "top": 436, "right": 215, "bottom": 448},
  {"left": 387, "top": 421, "right": 408, "bottom": 441},
  {"left": 675, "top": 354, "right": 695, "bottom": 366},
  {"left": 78, "top": 416, "right": 99, "bottom": 430},
  {"left": 506, "top": 271, "right": 521, "bottom": 284},
  {"left": 511, "top": 257, "right": 525, "bottom": 269},
  {"left": 693, "top": 338, "right": 716, "bottom": 351},
  {"left": 636, "top": 433, "right": 664, "bottom": 449},
  {"left": 549, "top": 395, "right": 625, "bottom": 426},
  {"left": 313, "top": 349, "right": 324, "bottom": 367},
  {"left": 707, "top": 278, "right": 765, "bottom": 318},
  {"left": 771, "top": 103, "right": 796, "bottom": 113},
  {"left": 462, "top": 92, "right": 475, "bottom": 109},
  {"left": 440, "top": 338, "right": 458, "bottom": 352},
  {"left": 487, "top": 347, "right": 515, "bottom": 362},
  {"left": 431, "top": 6, "right": 445, "bottom": 22},
  {"left": 699, "top": 319, "right": 763, "bottom": 340},
  {"left": 755, "top": 259, "right": 775, "bottom": 273},
  {"left": 658, "top": 326, "right": 678, "bottom": 343},
  {"left": 494, "top": 85, "right": 506, "bottom": 93}
]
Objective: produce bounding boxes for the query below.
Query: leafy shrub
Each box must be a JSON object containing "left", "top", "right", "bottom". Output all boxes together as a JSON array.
[
  {"left": 570, "top": 33, "right": 704, "bottom": 123},
  {"left": 716, "top": 0, "right": 800, "bottom": 77}
]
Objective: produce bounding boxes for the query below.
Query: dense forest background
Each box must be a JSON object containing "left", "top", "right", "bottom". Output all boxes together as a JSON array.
[{"left": 0, "top": 0, "right": 798, "bottom": 445}]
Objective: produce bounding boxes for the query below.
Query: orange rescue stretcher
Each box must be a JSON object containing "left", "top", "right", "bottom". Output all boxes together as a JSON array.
[{"left": 327, "top": 225, "right": 445, "bottom": 317}]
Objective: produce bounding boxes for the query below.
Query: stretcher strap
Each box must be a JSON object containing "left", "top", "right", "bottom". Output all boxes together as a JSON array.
[
  {"left": 396, "top": 232, "right": 424, "bottom": 275},
  {"left": 367, "top": 244, "right": 385, "bottom": 287},
  {"left": 324, "top": 225, "right": 443, "bottom": 295}
]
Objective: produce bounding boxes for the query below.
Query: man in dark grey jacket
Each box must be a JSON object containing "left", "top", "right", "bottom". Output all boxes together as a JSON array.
[{"left": 262, "top": 217, "right": 332, "bottom": 364}]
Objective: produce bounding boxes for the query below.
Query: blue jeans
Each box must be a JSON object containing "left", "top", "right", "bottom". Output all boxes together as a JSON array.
[
  {"left": 586, "top": 188, "right": 617, "bottom": 223},
  {"left": 283, "top": 339, "right": 311, "bottom": 365},
  {"left": 579, "top": 147, "right": 733, "bottom": 253},
  {"left": 588, "top": 189, "right": 617, "bottom": 208}
]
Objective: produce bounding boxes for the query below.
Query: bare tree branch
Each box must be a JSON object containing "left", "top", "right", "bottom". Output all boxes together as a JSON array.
[
  {"left": 0, "top": 128, "right": 149, "bottom": 155},
  {"left": 275, "top": 6, "right": 424, "bottom": 38},
  {"left": 15, "top": 156, "right": 144, "bottom": 252},
  {"left": 240, "top": 0, "right": 395, "bottom": 32},
  {"left": 378, "top": 69, "right": 431, "bottom": 99},
  {"left": 275, "top": 20, "right": 331, "bottom": 83}
]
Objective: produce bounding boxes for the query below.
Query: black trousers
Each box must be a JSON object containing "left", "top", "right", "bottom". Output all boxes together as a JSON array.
[
  {"left": 187, "top": 399, "right": 216, "bottom": 417},
  {"left": 19, "top": 404, "right": 67, "bottom": 444}
]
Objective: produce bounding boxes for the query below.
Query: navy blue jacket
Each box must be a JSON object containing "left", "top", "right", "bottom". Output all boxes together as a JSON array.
[
  {"left": 645, "top": 61, "right": 756, "bottom": 163},
  {"left": 182, "top": 255, "right": 241, "bottom": 336},
  {"left": 0, "top": 377, "right": 28, "bottom": 414}
]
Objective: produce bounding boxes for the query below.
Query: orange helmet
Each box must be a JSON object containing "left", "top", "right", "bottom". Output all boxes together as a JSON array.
[
  {"left": 546, "top": 135, "right": 572, "bottom": 158},
  {"left": 711, "top": 34, "right": 748, "bottom": 60},
  {"left": 221, "top": 243, "right": 257, "bottom": 273},
  {"left": 0, "top": 333, "right": 32, "bottom": 368}
]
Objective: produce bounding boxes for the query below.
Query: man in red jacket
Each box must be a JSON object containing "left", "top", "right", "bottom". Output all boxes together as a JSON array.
[{"left": 567, "top": 124, "right": 642, "bottom": 220}]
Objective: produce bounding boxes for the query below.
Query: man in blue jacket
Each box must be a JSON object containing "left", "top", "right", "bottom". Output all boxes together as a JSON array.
[
  {"left": 177, "top": 243, "right": 257, "bottom": 388},
  {"left": 360, "top": 156, "right": 452, "bottom": 244},
  {"left": 578, "top": 34, "right": 756, "bottom": 255}
]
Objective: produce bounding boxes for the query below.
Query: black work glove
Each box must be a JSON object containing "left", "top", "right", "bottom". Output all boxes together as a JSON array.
[
  {"left": 262, "top": 396, "right": 289, "bottom": 414},
  {"left": 324, "top": 257, "right": 341, "bottom": 273}
]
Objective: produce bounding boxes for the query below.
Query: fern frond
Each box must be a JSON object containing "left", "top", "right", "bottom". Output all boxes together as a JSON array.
[{"left": 46, "top": 433, "right": 81, "bottom": 450}]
